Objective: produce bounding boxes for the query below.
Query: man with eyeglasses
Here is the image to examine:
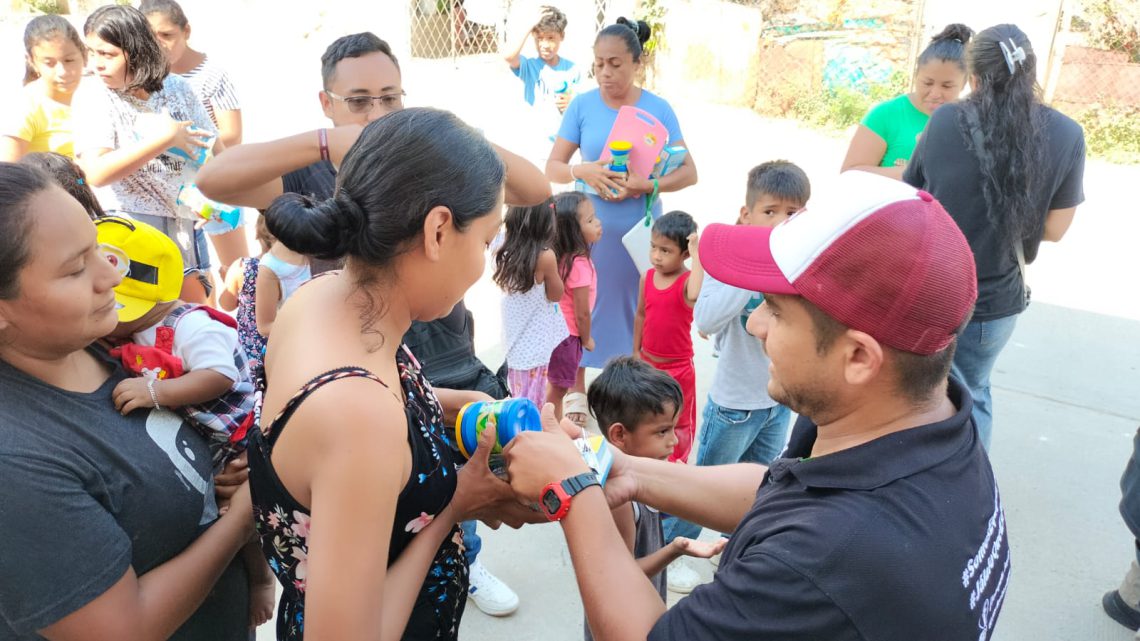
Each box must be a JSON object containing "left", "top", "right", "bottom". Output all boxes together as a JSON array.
[
  {"left": 196, "top": 32, "right": 548, "bottom": 272},
  {"left": 196, "top": 32, "right": 550, "bottom": 620}
]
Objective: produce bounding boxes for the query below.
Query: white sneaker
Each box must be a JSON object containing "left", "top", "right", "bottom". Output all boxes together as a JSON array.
[
  {"left": 667, "top": 557, "right": 701, "bottom": 594},
  {"left": 468, "top": 559, "right": 519, "bottom": 616}
]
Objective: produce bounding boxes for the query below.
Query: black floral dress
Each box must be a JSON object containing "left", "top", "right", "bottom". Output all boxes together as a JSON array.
[{"left": 248, "top": 347, "right": 468, "bottom": 640}]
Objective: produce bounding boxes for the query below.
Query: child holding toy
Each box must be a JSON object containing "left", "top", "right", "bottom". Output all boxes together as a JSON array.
[
  {"left": 72, "top": 5, "right": 221, "bottom": 304},
  {"left": 632, "top": 210, "right": 702, "bottom": 464},
  {"left": 504, "top": 6, "right": 583, "bottom": 116},
  {"left": 583, "top": 356, "right": 726, "bottom": 640},
  {"left": 96, "top": 215, "right": 275, "bottom": 627}
]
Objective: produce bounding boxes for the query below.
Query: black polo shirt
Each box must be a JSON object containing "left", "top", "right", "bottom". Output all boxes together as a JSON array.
[{"left": 649, "top": 379, "right": 1010, "bottom": 641}]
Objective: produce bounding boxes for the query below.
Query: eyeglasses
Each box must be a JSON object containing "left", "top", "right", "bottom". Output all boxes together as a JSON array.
[{"left": 324, "top": 90, "right": 406, "bottom": 114}]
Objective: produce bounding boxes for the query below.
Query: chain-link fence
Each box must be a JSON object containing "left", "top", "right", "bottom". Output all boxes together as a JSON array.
[
  {"left": 1050, "top": 0, "right": 1140, "bottom": 162},
  {"left": 649, "top": 0, "right": 922, "bottom": 128},
  {"left": 408, "top": 0, "right": 628, "bottom": 61}
]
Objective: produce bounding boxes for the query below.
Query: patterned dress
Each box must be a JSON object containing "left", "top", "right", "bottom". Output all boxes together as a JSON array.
[
  {"left": 234, "top": 257, "right": 266, "bottom": 390},
  {"left": 248, "top": 348, "right": 468, "bottom": 640}
]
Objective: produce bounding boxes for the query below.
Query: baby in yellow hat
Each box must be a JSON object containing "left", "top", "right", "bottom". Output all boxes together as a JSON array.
[{"left": 95, "top": 215, "right": 275, "bottom": 625}]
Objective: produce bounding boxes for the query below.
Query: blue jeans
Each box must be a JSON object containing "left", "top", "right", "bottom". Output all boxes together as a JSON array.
[
  {"left": 460, "top": 520, "right": 481, "bottom": 567},
  {"left": 950, "top": 314, "right": 1019, "bottom": 451},
  {"left": 663, "top": 399, "right": 793, "bottom": 543}
]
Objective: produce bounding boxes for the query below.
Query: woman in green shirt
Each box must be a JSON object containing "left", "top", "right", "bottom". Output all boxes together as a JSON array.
[{"left": 841, "top": 23, "right": 972, "bottom": 180}]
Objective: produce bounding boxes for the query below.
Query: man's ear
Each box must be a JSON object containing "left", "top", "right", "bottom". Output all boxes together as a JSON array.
[
  {"left": 420, "top": 206, "right": 454, "bottom": 262},
  {"left": 319, "top": 90, "right": 333, "bottom": 119},
  {"left": 840, "top": 329, "right": 884, "bottom": 387}
]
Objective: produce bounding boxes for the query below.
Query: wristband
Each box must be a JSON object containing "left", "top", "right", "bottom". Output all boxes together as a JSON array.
[
  {"left": 318, "top": 128, "right": 330, "bottom": 162},
  {"left": 569, "top": 164, "right": 578, "bottom": 181},
  {"left": 146, "top": 378, "right": 162, "bottom": 410}
]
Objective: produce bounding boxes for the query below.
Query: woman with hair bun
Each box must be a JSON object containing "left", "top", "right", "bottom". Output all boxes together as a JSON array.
[
  {"left": 546, "top": 17, "right": 698, "bottom": 398},
  {"left": 248, "top": 107, "right": 531, "bottom": 641},
  {"left": 904, "top": 24, "right": 1086, "bottom": 449},
  {"left": 842, "top": 23, "right": 973, "bottom": 179}
]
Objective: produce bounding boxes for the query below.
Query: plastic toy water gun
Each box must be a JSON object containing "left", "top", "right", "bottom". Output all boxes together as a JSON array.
[
  {"left": 177, "top": 183, "right": 242, "bottom": 230},
  {"left": 165, "top": 128, "right": 215, "bottom": 166}
]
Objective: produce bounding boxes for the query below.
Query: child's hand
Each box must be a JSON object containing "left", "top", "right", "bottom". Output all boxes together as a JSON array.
[
  {"left": 112, "top": 377, "right": 157, "bottom": 415},
  {"left": 582, "top": 336, "right": 595, "bottom": 351},
  {"left": 673, "top": 536, "right": 728, "bottom": 559},
  {"left": 555, "top": 91, "right": 571, "bottom": 113},
  {"left": 698, "top": 331, "right": 709, "bottom": 340},
  {"left": 687, "top": 232, "right": 700, "bottom": 263}
]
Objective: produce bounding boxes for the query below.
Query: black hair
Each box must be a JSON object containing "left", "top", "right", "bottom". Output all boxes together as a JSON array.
[
  {"left": 596, "top": 17, "right": 652, "bottom": 63},
  {"left": 534, "top": 6, "right": 567, "bottom": 35},
  {"left": 651, "top": 210, "right": 697, "bottom": 253},
  {"left": 321, "top": 32, "right": 400, "bottom": 90},
  {"left": 494, "top": 198, "right": 556, "bottom": 294},
  {"left": 745, "top": 160, "right": 811, "bottom": 209},
  {"left": 957, "top": 24, "right": 1046, "bottom": 247},
  {"left": 588, "top": 356, "right": 684, "bottom": 434},
  {"left": 84, "top": 5, "right": 169, "bottom": 94},
  {"left": 793, "top": 294, "right": 959, "bottom": 405},
  {"left": 551, "top": 191, "right": 591, "bottom": 282},
  {"left": 264, "top": 108, "right": 504, "bottom": 334},
  {"left": 0, "top": 163, "right": 52, "bottom": 300},
  {"left": 917, "top": 23, "right": 973, "bottom": 72},
  {"left": 138, "top": 0, "right": 189, "bottom": 29},
  {"left": 19, "top": 153, "right": 104, "bottom": 220},
  {"left": 23, "top": 15, "right": 86, "bottom": 86}
]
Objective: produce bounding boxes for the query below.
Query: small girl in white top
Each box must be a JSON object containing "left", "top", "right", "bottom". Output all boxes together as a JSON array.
[
  {"left": 256, "top": 207, "right": 312, "bottom": 339},
  {"left": 493, "top": 198, "right": 569, "bottom": 407}
]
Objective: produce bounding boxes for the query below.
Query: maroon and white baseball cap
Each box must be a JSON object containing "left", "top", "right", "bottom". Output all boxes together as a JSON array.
[{"left": 700, "top": 171, "right": 977, "bottom": 355}]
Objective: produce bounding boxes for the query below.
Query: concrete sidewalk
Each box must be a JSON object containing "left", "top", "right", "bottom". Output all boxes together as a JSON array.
[{"left": 454, "top": 301, "right": 1140, "bottom": 641}]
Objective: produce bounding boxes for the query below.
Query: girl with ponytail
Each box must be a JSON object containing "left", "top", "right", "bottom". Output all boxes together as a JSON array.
[
  {"left": 248, "top": 107, "right": 527, "bottom": 641},
  {"left": 904, "top": 24, "right": 1087, "bottom": 449},
  {"left": 842, "top": 23, "right": 973, "bottom": 179}
]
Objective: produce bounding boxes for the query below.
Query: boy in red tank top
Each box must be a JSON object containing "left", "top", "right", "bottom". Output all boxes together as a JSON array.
[{"left": 633, "top": 211, "right": 704, "bottom": 462}]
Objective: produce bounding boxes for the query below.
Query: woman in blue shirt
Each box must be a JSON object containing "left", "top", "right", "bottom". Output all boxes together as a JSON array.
[{"left": 546, "top": 18, "right": 698, "bottom": 388}]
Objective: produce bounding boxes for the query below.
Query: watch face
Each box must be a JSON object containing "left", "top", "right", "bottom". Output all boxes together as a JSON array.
[{"left": 541, "top": 489, "right": 561, "bottom": 515}]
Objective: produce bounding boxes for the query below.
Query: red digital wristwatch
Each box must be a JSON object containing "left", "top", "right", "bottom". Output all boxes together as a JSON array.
[{"left": 540, "top": 472, "right": 601, "bottom": 522}]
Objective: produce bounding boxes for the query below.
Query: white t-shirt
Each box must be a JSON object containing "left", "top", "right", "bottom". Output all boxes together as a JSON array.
[
  {"left": 134, "top": 307, "right": 240, "bottom": 383},
  {"left": 72, "top": 74, "right": 216, "bottom": 219}
]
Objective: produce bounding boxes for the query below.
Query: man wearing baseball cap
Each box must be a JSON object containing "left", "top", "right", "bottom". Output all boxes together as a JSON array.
[{"left": 504, "top": 171, "right": 1011, "bottom": 640}]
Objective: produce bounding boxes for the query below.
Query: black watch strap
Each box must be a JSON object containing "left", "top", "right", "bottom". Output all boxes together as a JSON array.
[{"left": 560, "top": 472, "right": 601, "bottom": 497}]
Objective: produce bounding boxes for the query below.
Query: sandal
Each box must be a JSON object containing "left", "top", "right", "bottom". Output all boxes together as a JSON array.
[{"left": 562, "top": 391, "right": 590, "bottom": 431}]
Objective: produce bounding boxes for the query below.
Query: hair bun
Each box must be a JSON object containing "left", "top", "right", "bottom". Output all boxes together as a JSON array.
[
  {"left": 934, "top": 23, "right": 973, "bottom": 44},
  {"left": 264, "top": 192, "right": 352, "bottom": 260},
  {"left": 616, "top": 16, "right": 652, "bottom": 45}
]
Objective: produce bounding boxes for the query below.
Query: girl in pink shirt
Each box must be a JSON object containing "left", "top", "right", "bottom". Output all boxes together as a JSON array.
[{"left": 546, "top": 192, "right": 602, "bottom": 419}]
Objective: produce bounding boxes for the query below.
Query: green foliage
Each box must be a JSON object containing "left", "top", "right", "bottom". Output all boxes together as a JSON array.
[
  {"left": 1079, "top": 0, "right": 1140, "bottom": 63},
  {"left": 1076, "top": 104, "right": 1140, "bottom": 164},
  {"left": 790, "top": 70, "right": 908, "bottom": 131},
  {"left": 24, "top": 0, "right": 68, "bottom": 14},
  {"left": 639, "top": 0, "right": 668, "bottom": 59}
]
